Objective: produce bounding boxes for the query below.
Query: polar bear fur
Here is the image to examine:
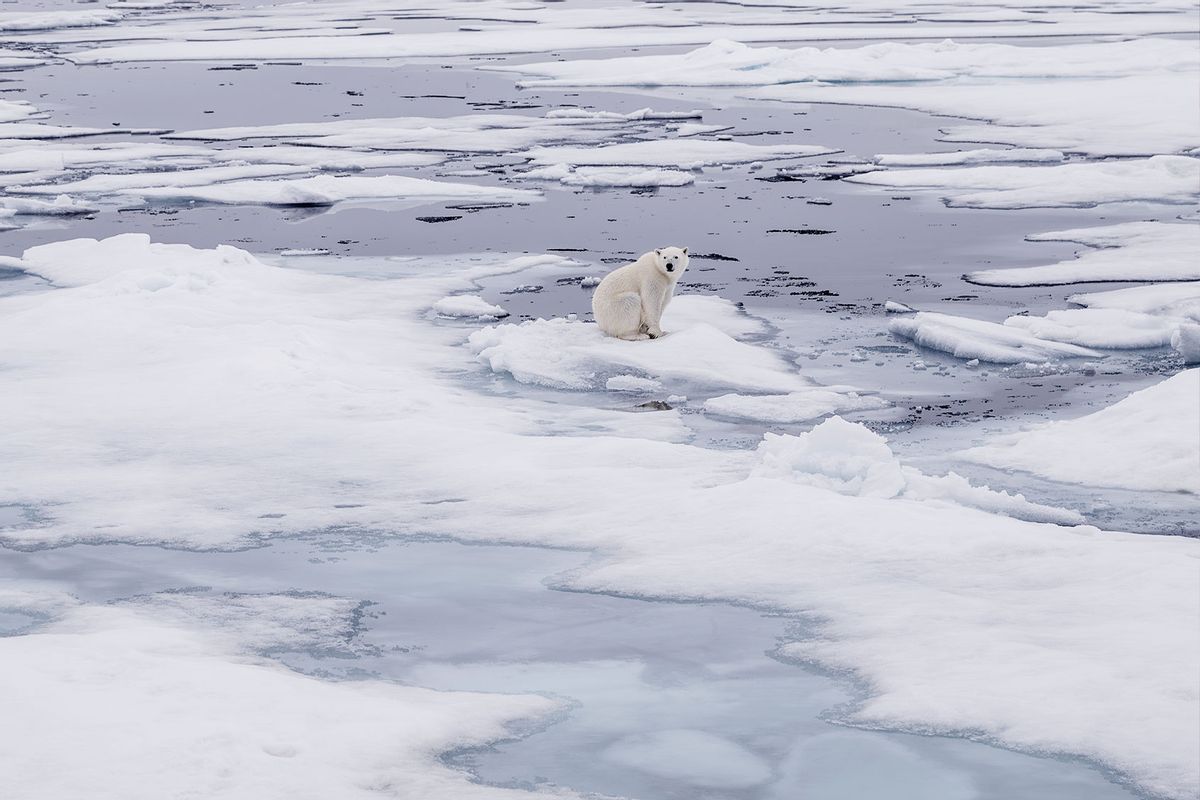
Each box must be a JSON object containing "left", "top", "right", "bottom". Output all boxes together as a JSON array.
[{"left": 592, "top": 246, "right": 689, "bottom": 340}]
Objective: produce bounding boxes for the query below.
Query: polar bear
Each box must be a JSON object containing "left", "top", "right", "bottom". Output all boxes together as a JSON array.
[{"left": 592, "top": 246, "right": 689, "bottom": 340}]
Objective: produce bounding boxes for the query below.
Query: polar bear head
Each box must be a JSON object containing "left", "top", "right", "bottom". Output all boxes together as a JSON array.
[{"left": 653, "top": 246, "right": 689, "bottom": 277}]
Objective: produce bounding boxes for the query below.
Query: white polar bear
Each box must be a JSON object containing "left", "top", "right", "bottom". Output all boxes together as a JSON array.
[{"left": 592, "top": 246, "right": 689, "bottom": 340}]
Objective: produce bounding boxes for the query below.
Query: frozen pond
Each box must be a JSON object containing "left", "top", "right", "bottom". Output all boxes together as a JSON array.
[{"left": 0, "top": 537, "right": 1143, "bottom": 800}]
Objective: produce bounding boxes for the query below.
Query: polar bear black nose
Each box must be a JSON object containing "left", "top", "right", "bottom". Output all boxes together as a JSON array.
[{"left": 666, "top": 264, "right": 675, "bottom": 272}]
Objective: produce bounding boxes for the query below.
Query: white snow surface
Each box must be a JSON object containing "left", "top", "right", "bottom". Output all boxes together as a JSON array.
[
  {"left": 432, "top": 294, "right": 508, "bottom": 319},
  {"left": 524, "top": 139, "right": 836, "bottom": 169},
  {"left": 468, "top": 296, "right": 808, "bottom": 393},
  {"left": 962, "top": 370, "right": 1200, "bottom": 494},
  {"left": 2, "top": 236, "right": 1198, "bottom": 799},
  {"left": 507, "top": 38, "right": 1199, "bottom": 156},
  {"left": 704, "top": 390, "right": 887, "bottom": 424},
  {"left": 968, "top": 221, "right": 1200, "bottom": 286},
  {"left": 874, "top": 148, "right": 1064, "bottom": 166},
  {"left": 1004, "top": 309, "right": 1183, "bottom": 350},
  {"left": 846, "top": 156, "right": 1200, "bottom": 209},
  {"left": 889, "top": 311, "right": 1103, "bottom": 363},
  {"left": 754, "top": 417, "right": 1084, "bottom": 525},
  {"left": 0, "top": 599, "right": 566, "bottom": 800}
]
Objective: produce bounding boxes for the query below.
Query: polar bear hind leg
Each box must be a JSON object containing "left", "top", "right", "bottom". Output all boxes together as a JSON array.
[{"left": 597, "top": 291, "right": 648, "bottom": 340}]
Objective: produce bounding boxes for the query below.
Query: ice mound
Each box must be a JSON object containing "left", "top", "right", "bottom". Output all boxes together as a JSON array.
[
  {"left": 889, "top": 311, "right": 1102, "bottom": 363},
  {"left": 968, "top": 221, "right": 1200, "bottom": 286},
  {"left": 753, "top": 416, "right": 1083, "bottom": 524},
  {"left": 432, "top": 294, "right": 508, "bottom": 319},
  {"left": 1172, "top": 324, "right": 1200, "bottom": 364},
  {"left": 704, "top": 389, "right": 887, "bottom": 424},
  {"left": 962, "top": 369, "right": 1200, "bottom": 493}
]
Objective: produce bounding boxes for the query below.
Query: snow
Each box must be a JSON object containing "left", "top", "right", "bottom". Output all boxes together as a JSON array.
[
  {"left": 1172, "top": 325, "right": 1200, "bottom": 363},
  {"left": 1070, "top": 282, "right": 1200, "bottom": 320},
  {"left": 525, "top": 163, "right": 695, "bottom": 187},
  {"left": 889, "top": 311, "right": 1103, "bottom": 363},
  {"left": 962, "top": 370, "right": 1200, "bottom": 494},
  {"left": 564, "top": 166, "right": 694, "bottom": 188},
  {"left": 469, "top": 317, "right": 810, "bottom": 393},
  {"left": 874, "top": 148, "right": 1064, "bottom": 166},
  {"left": 0, "top": 194, "right": 97, "bottom": 216},
  {"left": 432, "top": 294, "right": 508, "bottom": 319},
  {"left": 130, "top": 174, "right": 539, "bottom": 208},
  {"left": 0, "top": 10, "right": 120, "bottom": 32},
  {"left": 63, "top": 12, "right": 1199, "bottom": 67},
  {"left": 506, "top": 38, "right": 1199, "bottom": 156},
  {"left": 524, "top": 139, "right": 837, "bottom": 170},
  {"left": 704, "top": 389, "right": 887, "bottom": 424},
  {"left": 968, "top": 222, "right": 1200, "bottom": 286},
  {"left": 1, "top": 235, "right": 1196, "bottom": 798},
  {"left": 754, "top": 417, "right": 1083, "bottom": 524},
  {"left": 1004, "top": 309, "right": 1181, "bottom": 350},
  {"left": 846, "top": 156, "right": 1200, "bottom": 209},
  {"left": 0, "top": 599, "right": 565, "bottom": 800}
]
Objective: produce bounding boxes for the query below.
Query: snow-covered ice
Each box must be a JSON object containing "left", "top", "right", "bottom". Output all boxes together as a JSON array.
[
  {"left": 704, "top": 389, "right": 887, "bottom": 424},
  {"left": 889, "top": 311, "right": 1103, "bottom": 363},
  {"left": 847, "top": 156, "right": 1200, "bottom": 209},
  {"left": 968, "top": 221, "right": 1200, "bottom": 286},
  {"left": 963, "top": 370, "right": 1200, "bottom": 494},
  {"left": 0, "top": 596, "right": 565, "bottom": 800},
  {"left": 432, "top": 294, "right": 509, "bottom": 320},
  {"left": 524, "top": 139, "right": 837, "bottom": 170}
]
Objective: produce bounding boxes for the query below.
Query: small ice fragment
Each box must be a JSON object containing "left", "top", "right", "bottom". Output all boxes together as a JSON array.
[
  {"left": 885, "top": 300, "right": 915, "bottom": 314},
  {"left": 1171, "top": 323, "right": 1200, "bottom": 364},
  {"left": 580, "top": 276, "right": 601, "bottom": 288}
]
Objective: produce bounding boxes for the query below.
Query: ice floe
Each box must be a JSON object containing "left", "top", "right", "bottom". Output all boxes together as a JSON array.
[
  {"left": 704, "top": 389, "right": 887, "bottom": 424},
  {"left": 525, "top": 164, "right": 696, "bottom": 188},
  {"left": 889, "top": 311, "right": 1103, "bottom": 363},
  {"left": 962, "top": 370, "right": 1200, "bottom": 494},
  {"left": 846, "top": 156, "right": 1200, "bottom": 209},
  {"left": 524, "top": 139, "right": 837, "bottom": 170},
  {"left": 874, "top": 148, "right": 1064, "bottom": 166},
  {"left": 1004, "top": 309, "right": 1182, "bottom": 350},
  {"left": 1, "top": 234, "right": 1196, "bottom": 798},
  {"left": 0, "top": 596, "right": 564, "bottom": 800},
  {"left": 967, "top": 221, "right": 1200, "bottom": 286},
  {"left": 507, "top": 38, "right": 1199, "bottom": 156},
  {"left": 432, "top": 294, "right": 508, "bottom": 320},
  {"left": 754, "top": 416, "right": 1083, "bottom": 524}
]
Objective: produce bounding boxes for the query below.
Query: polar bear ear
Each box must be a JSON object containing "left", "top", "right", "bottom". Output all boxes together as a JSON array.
[
  {"left": 682, "top": 247, "right": 688, "bottom": 255},
  {"left": 655, "top": 249, "right": 662, "bottom": 256}
]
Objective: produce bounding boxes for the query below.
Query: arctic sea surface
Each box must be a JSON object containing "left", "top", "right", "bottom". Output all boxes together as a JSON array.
[{"left": 0, "top": 2, "right": 1196, "bottom": 799}]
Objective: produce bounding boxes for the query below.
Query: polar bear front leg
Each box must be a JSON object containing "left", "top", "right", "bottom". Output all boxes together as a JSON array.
[{"left": 641, "top": 282, "right": 668, "bottom": 338}]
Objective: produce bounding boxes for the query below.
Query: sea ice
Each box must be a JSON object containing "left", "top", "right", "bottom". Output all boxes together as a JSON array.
[
  {"left": 704, "top": 390, "right": 887, "bottom": 424},
  {"left": 967, "top": 222, "right": 1200, "bottom": 286},
  {"left": 889, "top": 311, "right": 1103, "bottom": 363},
  {"left": 846, "top": 156, "right": 1200, "bottom": 209},
  {"left": 524, "top": 139, "right": 837, "bottom": 170},
  {"left": 432, "top": 294, "right": 509, "bottom": 320},
  {"left": 962, "top": 370, "right": 1200, "bottom": 493}
]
